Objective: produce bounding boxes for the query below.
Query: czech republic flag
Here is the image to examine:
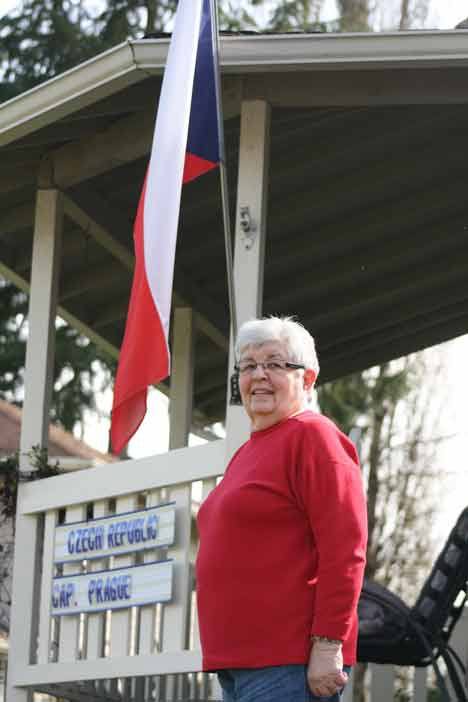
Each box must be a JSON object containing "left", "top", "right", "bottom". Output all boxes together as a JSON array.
[{"left": 111, "top": 0, "right": 220, "bottom": 454}]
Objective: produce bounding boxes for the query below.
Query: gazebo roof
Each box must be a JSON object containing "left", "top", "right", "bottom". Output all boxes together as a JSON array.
[{"left": 1, "top": 30, "right": 468, "bottom": 428}]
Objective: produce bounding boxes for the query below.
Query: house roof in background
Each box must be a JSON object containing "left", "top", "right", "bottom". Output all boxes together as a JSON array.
[{"left": 0, "top": 399, "right": 115, "bottom": 462}]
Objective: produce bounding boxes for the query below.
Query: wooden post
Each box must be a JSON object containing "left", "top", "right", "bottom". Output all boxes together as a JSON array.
[
  {"left": 7, "top": 189, "right": 63, "bottom": 702},
  {"left": 342, "top": 667, "right": 354, "bottom": 702},
  {"left": 218, "top": 100, "right": 270, "bottom": 702},
  {"left": 165, "top": 308, "right": 195, "bottom": 698},
  {"left": 445, "top": 608, "right": 468, "bottom": 699},
  {"left": 169, "top": 307, "right": 195, "bottom": 451},
  {"left": 370, "top": 664, "right": 394, "bottom": 702},
  {"left": 20, "top": 189, "right": 63, "bottom": 458},
  {"left": 413, "top": 667, "right": 428, "bottom": 702},
  {"left": 225, "top": 100, "right": 271, "bottom": 460}
]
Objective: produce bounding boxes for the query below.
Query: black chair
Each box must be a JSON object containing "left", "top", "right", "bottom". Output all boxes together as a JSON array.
[{"left": 357, "top": 507, "right": 468, "bottom": 701}]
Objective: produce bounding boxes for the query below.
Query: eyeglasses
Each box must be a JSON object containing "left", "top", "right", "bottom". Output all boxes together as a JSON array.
[{"left": 234, "top": 360, "right": 305, "bottom": 375}]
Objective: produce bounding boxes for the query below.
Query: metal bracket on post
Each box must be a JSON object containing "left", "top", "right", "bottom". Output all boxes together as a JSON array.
[
  {"left": 239, "top": 205, "right": 257, "bottom": 250},
  {"left": 229, "top": 371, "right": 242, "bottom": 405}
]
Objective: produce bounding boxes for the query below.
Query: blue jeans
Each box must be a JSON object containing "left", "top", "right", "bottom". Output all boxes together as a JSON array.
[{"left": 217, "top": 664, "right": 351, "bottom": 702}]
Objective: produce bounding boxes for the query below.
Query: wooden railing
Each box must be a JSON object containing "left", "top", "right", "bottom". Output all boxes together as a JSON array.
[
  {"left": 8, "top": 440, "right": 226, "bottom": 701},
  {"left": 7, "top": 438, "right": 468, "bottom": 702}
]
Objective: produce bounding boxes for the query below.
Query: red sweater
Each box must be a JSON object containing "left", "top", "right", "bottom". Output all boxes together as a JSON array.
[{"left": 196, "top": 411, "right": 367, "bottom": 670}]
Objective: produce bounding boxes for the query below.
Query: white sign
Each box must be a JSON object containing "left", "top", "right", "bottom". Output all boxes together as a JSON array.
[
  {"left": 54, "top": 503, "right": 175, "bottom": 564},
  {"left": 51, "top": 560, "right": 173, "bottom": 616}
]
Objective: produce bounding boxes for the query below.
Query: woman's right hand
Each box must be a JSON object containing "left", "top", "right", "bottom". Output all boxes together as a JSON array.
[{"left": 307, "top": 639, "right": 348, "bottom": 697}]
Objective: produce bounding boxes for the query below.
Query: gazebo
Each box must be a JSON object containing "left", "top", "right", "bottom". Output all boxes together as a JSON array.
[{"left": 1, "top": 28, "right": 468, "bottom": 702}]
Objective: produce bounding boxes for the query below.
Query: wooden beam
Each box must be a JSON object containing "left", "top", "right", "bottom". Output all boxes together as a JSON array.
[
  {"left": 7, "top": 189, "right": 63, "bottom": 702},
  {"left": 266, "top": 126, "right": 468, "bottom": 235},
  {"left": 225, "top": 100, "right": 271, "bottom": 456},
  {"left": 313, "top": 268, "right": 468, "bottom": 350},
  {"left": 62, "top": 193, "right": 133, "bottom": 269},
  {"left": 42, "top": 77, "right": 242, "bottom": 190},
  {"left": 0, "top": 258, "right": 222, "bottom": 435},
  {"left": 91, "top": 296, "right": 129, "bottom": 329},
  {"left": 0, "top": 164, "right": 38, "bottom": 194},
  {"left": 43, "top": 107, "right": 155, "bottom": 190},
  {"left": 0, "top": 203, "right": 34, "bottom": 236},
  {"left": 20, "top": 189, "right": 63, "bottom": 454},
  {"left": 321, "top": 310, "right": 468, "bottom": 384},
  {"left": 15, "top": 227, "right": 87, "bottom": 275},
  {"left": 244, "top": 67, "right": 468, "bottom": 107},
  {"left": 0, "top": 259, "right": 120, "bottom": 361},
  {"left": 62, "top": 193, "right": 229, "bottom": 351},
  {"left": 323, "top": 297, "right": 468, "bottom": 365},
  {"left": 60, "top": 262, "right": 128, "bottom": 302},
  {"left": 264, "top": 185, "right": 468, "bottom": 285},
  {"left": 170, "top": 307, "right": 195, "bottom": 450},
  {"left": 270, "top": 213, "right": 468, "bottom": 311},
  {"left": 266, "top": 106, "right": 468, "bottom": 203}
]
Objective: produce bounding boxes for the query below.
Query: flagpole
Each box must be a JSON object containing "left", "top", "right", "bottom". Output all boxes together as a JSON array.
[{"left": 209, "top": 0, "right": 238, "bottom": 343}]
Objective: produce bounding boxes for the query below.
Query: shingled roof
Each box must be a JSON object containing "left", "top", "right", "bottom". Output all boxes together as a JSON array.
[{"left": 0, "top": 399, "right": 115, "bottom": 462}]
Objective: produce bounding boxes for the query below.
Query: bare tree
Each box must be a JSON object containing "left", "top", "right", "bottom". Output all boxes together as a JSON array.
[
  {"left": 337, "top": 0, "right": 370, "bottom": 31},
  {"left": 319, "top": 351, "right": 446, "bottom": 702},
  {"left": 399, "top": 0, "right": 430, "bottom": 29},
  {"left": 267, "top": 0, "right": 326, "bottom": 31}
]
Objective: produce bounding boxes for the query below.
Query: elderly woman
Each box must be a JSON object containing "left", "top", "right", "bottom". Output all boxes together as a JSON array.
[{"left": 196, "top": 316, "right": 367, "bottom": 702}]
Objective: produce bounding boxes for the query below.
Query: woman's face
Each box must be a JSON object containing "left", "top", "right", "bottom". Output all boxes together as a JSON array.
[{"left": 238, "top": 340, "right": 316, "bottom": 432}]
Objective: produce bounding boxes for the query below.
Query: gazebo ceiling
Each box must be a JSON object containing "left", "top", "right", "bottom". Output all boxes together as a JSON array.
[{"left": 1, "top": 32, "right": 468, "bottom": 428}]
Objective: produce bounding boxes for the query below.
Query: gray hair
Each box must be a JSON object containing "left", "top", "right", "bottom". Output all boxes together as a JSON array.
[{"left": 235, "top": 316, "right": 320, "bottom": 377}]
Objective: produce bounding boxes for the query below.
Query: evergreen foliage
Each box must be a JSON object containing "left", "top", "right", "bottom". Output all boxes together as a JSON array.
[
  {"left": 0, "top": 446, "right": 61, "bottom": 522},
  {"left": 0, "top": 284, "right": 27, "bottom": 400},
  {"left": 0, "top": 0, "right": 104, "bottom": 101},
  {"left": 0, "top": 281, "right": 115, "bottom": 433},
  {"left": 267, "top": 0, "right": 329, "bottom": 32}
]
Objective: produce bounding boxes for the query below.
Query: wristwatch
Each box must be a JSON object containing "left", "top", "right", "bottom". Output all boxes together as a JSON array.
[{"left": 311, "top": 635, "right": 342, "bottom": 644}]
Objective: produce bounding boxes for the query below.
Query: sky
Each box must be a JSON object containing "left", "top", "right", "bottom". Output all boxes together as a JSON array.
[
  {"left": 249, "top": 0, "right": 466, "bottom": 29},
  {"left": 1, "top": 0, "right": 467, "bottom": 27},
  {"left": 429, "top": 336, "right": 468, "bottom": 543}
]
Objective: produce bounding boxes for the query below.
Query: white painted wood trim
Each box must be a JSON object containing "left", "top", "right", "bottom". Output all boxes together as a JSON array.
[
  {"left": 341, "top": 666, "right": 354, "bottom": 702},
  {"left": 20, "top": 439, "right": 226, "bottom": 514},
  {"left": 85, "top": 500, "right": 107, "bottom": 661},
  {"left": 161, "top": 486, "right": 192, "bottom": 651},
  {"left": 7, "top": 188, "right": 63, "bottom": 702},
  {"left": 0, "top": 43, "right": 141, "bottom": 146},
  {"left": 37, "top": 511, "right": 57, "bottom": 664},
  {"left": 13, "top": 651, "right": 202, "bottom": 686},
  {"left": 370, "top": 664, "right": 394, "bottom": 702},
  {"left": 58, "top": 505, "right": 87, "bottom": 662},
  {"left": 110, "top": 494, "right": 139, "bottom": 659},
  {"left": 6, "top": 512, "right": 43, "bottom": 702},
  {"left": 413, "top": 667, "right": 428, "bottom": 702},
  {"left": 445, "top": 608, "right": 468, "bottom": 699},
  {"left": 3, "top": 31, "right": 468, "bottom": 146},
  {"left": 137, "top": 490, "right": 161, "bottom": 656},
  {"left": 169, "top": 308, "right": 195, "bottom": 451},
  {"left": 225, "top": 99, "right": 271, "bottom": 459},
  {"left": 20, "top": 189, "right": 63, "bottom": 460}
]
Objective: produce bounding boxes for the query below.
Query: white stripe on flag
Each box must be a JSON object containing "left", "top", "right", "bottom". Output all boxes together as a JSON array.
[{"left": 143, "top": 0, "right": 204, "bottom": 339}]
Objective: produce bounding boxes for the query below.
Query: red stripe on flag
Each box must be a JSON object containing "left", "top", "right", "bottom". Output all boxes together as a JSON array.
[
  {"left": 183, "top": 152, "right": 218, "bottom": 183},
  {"left": 110, "top": 0, "right": 221, "bottom": 454},
  {"left": 110, "top": 178, "right": 169, "bottom": 454}
]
